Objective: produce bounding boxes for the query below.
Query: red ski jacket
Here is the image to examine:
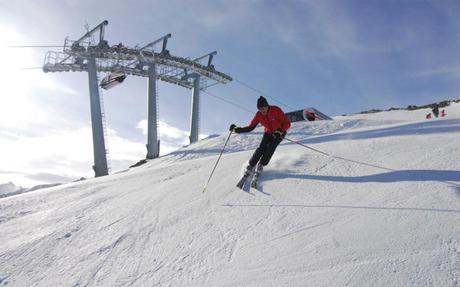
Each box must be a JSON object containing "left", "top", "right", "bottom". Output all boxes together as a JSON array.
[{"left": 243, "top": 105, "right": 291, "bottom": 134}]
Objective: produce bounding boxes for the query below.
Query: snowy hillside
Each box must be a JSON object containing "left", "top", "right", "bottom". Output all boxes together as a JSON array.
[
  {"left": 1, "top": 104, "right": 459, "bottom": 286},
  {"left": 0, "top": 182, "right": 27, "bottom": 198},
  {"left": 0, "top": 182, "right": 21, "bottom": 196}
]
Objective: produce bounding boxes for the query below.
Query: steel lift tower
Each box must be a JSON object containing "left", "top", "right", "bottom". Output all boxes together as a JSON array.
[{"left": 43, "top": 20, "right": 232, "bottom": 177}]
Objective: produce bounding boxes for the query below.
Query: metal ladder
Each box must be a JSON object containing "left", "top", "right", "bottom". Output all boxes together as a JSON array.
[{"left": 97, "top": 72, "right": 112, "bottom": 173}]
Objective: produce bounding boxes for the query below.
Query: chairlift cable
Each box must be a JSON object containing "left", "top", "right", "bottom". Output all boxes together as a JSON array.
[
  {"left": 20, "top": 67, "right": 43, "bottom": 70},
  {"left": 7, "top": 45, "right": 64, "bottom": 48},
  {"left": 233, "top": 77, "right": 295, "bottom": 110},
  {"left": 202, "top": 90, "right": 253, "bottom": 114}
]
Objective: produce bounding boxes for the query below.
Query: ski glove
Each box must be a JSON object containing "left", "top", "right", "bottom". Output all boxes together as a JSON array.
[
  {"left": 272, "top": 129, "right": 286, "bottom": 140},
  {"left": 229, "top": 124, "right": 245, "bottom": 133}
]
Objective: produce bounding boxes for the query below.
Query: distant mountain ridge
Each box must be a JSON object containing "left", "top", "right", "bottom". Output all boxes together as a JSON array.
[
  {"left": 0, "top": 181, "right": 62, "bottom": 198},
  {"left": 351, "top": 98, "right": 460, "bottom": 115}
]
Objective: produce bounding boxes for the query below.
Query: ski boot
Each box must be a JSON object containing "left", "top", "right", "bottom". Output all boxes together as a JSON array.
[
  {"left": 251, "top": 163, "right": 264, "bottom": 189},
  {"left": 237, "top": 164, "right": 254, "bottom": 189}
]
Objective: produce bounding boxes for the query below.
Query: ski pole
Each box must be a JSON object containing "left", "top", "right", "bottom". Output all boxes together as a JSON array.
[
  {"left": 202, "top": 131, "right": 233, "bottom": 193},
  {"left": 284, "top": 137, "right": 331, "bottom": 157}
]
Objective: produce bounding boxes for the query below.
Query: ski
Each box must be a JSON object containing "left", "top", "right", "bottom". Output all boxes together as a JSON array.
[
  {"left": 236, "top": 175, "right": 255, "bottom": 195},
  {"left": 236, "top": 175, "right": 249, "bottom": 189},
  {"left": 250, "top": 164, "right": 263, "bottom": 190},
  {"left": 236, "top": 164, "right": 255, "bottom": 190}
]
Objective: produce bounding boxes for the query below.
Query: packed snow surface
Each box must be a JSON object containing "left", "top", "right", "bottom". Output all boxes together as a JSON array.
[{"left": 1, "top": 104, "right": 459, "bottom": 286}]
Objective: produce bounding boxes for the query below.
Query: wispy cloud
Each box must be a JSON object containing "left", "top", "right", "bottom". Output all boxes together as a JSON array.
[
  {"left": 0, "top": 126, "right": 146, "bottom": 187},
  {"left": 136, "top": 120, "right": 190, "bottom": 155},
  {"left": 0, "top": 24, "right": 77, "bottom": 130},
  {"left": 409, "top": 64, "right": 460, "bottom": 79},
  {"left": 150, "top": 0, "right": 259, "bottom": 33},
  {"left": 106, "top": 128, "right": 145, "bottom": 162},
  {"left": 268, "top": 1, "right": 362, "bottom": 60}
]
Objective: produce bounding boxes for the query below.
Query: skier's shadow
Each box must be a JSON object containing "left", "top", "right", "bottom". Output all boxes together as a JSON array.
[
  {"left": 255, "top": 184, "right": 271, "bottom": 196},
  {"left": 241, "top": 181, "right": 271, "bottom": 196},
  {"left": 265, "top": 169, "right": 460, "bottom": 184},
  {"left": 241, "top": 182, "right": 253, "bottom": 195}
]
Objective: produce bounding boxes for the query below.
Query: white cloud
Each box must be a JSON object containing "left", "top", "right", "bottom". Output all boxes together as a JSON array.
[
  {"left": 191, "top": 0, "right": 257, "bottom": 32},
  {"left": 268, "top": 2, "right": 359, "bottom": 59},
  {"left": 137, "top": 119, "right": 190, "bottom": 155},
  {"left": 106, "top": 127, "right": 145, "bottom": 161},
  {"left": 136, "top": 120, "right": 188, "bottom": 140},
  {"left": 0, "top": 24, "right": 77, "bottom": 130},
  {"left": 0, "top": 119, "right": 206, "bottom": 188},
  {"left": 0, "top": 127, "right": 90, "bottom": 187},
  {"left": 136, "top": 119, "right": 209, "bottom": 155},
  {"left": 0, "top": 125, "right": 146, "bottom": 188},
  {"left": 409, "top": 64, "right": 460, "bottom": 79},
  {"left": 268, "top": 2, "right": 394, "bottom": 61}
]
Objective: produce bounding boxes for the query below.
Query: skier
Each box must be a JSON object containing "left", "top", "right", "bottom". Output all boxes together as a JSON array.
[
  {"left": 229, "top": 96, "right": 291, "bottom": 189},
  {"left": 432, "top": 104, "right": 440, "bottom": 118}
]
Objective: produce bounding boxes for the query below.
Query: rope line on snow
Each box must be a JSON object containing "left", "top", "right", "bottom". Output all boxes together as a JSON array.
[{"left": 284, "top": 137, "right": 395, "bottom": 172}]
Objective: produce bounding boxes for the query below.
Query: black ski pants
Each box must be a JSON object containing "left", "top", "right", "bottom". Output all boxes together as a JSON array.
[{"left": 249, "top": 133, "right": 282, "bottom": 167}]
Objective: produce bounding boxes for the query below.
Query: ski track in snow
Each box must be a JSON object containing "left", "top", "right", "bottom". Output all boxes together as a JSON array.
[{"left": 1, "top": 104, "right": 460, "bottom": 286}]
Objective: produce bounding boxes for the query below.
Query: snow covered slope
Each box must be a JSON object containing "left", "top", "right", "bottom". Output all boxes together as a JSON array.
[
  {"left": 0, "top": 182, "right": 21, "bottom": 197},
  {"left": 1, "top": 104, "right": 459, "bottom": 286}
]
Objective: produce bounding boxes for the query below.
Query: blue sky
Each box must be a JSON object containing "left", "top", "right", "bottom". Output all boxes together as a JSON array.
[{"left": 1, "top": 0, "right": 459, "bottom": 187}]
